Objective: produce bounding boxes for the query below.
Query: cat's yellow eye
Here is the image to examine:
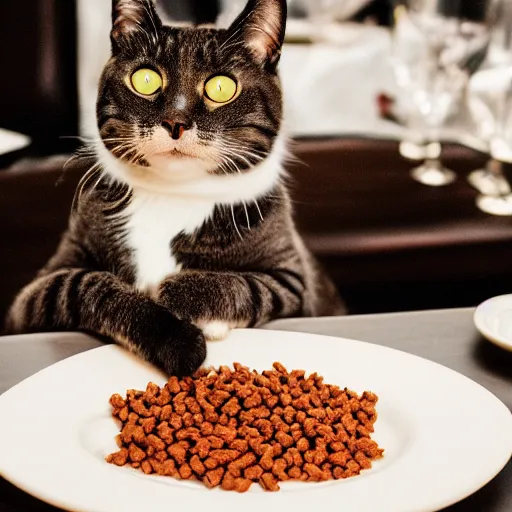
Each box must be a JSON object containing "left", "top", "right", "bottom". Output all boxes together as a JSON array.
[
  {"left": 204, "top": 75, "right": 237, "bottom": 104},
  {"left": 131, "top": 68, "right": 163, "bottom": 96}
]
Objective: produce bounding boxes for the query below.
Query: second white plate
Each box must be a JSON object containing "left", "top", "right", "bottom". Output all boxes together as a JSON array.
[
  {"left": 0, "top": 128, "right": 30, "bottom": 155},
  {"left": 475, "top": 294, "right": 512, "bottom": 351}
]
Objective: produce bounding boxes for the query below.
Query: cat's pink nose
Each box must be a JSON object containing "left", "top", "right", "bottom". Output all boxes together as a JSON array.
[{"left": 162, "top": 119, "right": 192, "bottom": 140}]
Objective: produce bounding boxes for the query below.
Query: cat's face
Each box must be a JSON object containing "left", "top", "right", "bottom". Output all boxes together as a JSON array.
[{"left": 96, "top": 0, "right": 287, "bottom": 187}]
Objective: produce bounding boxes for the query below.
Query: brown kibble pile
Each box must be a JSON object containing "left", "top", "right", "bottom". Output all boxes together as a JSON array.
[{"left": 106, "top": 363, "right": 383, "bottom": 492}]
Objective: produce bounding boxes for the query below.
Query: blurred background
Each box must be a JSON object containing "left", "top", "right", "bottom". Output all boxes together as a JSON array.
[{"left": 2, "top": 0, "right": 512, "bottom": 329}]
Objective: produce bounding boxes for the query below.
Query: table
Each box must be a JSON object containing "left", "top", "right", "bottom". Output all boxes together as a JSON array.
[{"left": 1, "top": 308, "right": 511, "bottom": 511}]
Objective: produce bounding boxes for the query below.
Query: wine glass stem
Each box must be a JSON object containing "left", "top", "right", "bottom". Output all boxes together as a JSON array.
[
  {"left": 489, "top": 159, "right": 511, "bottom": 196},
  {"left": 425, "top": 157, "right": 441, "bottom": 169}
]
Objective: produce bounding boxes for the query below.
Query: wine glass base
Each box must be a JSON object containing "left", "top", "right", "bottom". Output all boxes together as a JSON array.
[
  {"left": 476, "top": 195, "right": 512, "bottom": 216},
  {"left": 411, "top": 164, "right": 457, "bottom": 186},
  {"left": 468, "top": 169, "right": 511, "bottom": 196},
  {"left": 400, "top": 141, "right": 442, "bottom": 161}
]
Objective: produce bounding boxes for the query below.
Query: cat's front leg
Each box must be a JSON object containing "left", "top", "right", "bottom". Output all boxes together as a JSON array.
[
  {"left": 157, "top": 269, "right": 305, "bottom": 339},
  {"left": 6, "top": 269, "right": 206, "bottom": 376}
]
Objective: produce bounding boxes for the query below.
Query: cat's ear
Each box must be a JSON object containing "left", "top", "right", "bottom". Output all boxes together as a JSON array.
[
  {"left": 111, "top": 0, "right": 162, "bottom": 50},
  {"left": 224, "top": 0, "right": 287, "bottom": 70}
]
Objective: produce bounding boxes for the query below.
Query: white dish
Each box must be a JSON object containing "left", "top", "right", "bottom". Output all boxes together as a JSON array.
[
  {"left": 474, "top": 294, "right": 512, "bottom": 351},
  {"left": 0, "top": 128, "right": 31, "bottom": 156},
  {"left": 0, "top": 330, "right": 511, "bottom": 512}
]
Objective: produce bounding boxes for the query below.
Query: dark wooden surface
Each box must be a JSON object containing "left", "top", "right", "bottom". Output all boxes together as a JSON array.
[
  {"left": 0, "top": 309, "right": 510, "bottom": 511},
  {"left": 288, "top": 139, "right": 512, "bottom": 313},
  {"left": 1, "top": 139, "right": 512, "bottom": 329}
]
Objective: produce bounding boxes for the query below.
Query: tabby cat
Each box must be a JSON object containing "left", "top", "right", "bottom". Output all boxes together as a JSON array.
[{"left": 5, "top": 0, "right": 344, "bottom": 375}]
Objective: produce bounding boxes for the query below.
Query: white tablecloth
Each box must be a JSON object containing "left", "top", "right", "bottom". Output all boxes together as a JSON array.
[{"left": 280, "top": 24, "right": 399, "bottom": 138}]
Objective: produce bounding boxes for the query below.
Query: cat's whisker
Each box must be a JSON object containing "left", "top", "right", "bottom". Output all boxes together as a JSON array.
[
  {"left": 233, "top": 147, "right": 267, "bottom": 160},
  {"left": 231, "top": 149, "right": 265, "bottom": 163},
  {"left": 217, "top": 160, "right": 232, "bottom": 176},
  {"left": 109, "top": 138, "right": 137, "bottom": 149},
  {"left": 111, "top": 143, "right": 134, "bottom": 155},
  {"left": 218, "top": 9, "right": 253, "bottom": 52},
  {"left": 67, "top": 135, "right": 131, "bottom": 146},
  {"left": 217, "top": 40, "right": 245, "bottom": 54},
  {"left": 79, "top": 138, "right": 134, "bottom": 162},
  {"left": 60, "top": 135, "right": 95, "bottom": 143},
  {"left": 122, "top": 18, "right": 155, "bottom": 50},
  {"left": 221, "top": 154, "right": 243, "bottom": 175},
  {"left": 123, "top": 146, "right": 139, "bottom": 163},
  {"left": 142, "top": 2, "right": 159, "bottom": 41},
  {"left": 254, "top": 200, "right": 264, "bottom": 222},
  {"left": 216, "top": 152, "right": 238, "bottom": 173},
  {"left": 219, "top": 154, "right": 238, "bottom": 171},
  {"left": 217, "top": 145, "right": 248, "bottom": 159},
  {"left": 77, "top": 162, "right": 101, "bottom": 189},
  {"left": 218, "top": 157, "right": 237, "bottom": 176},
  {"left": 90, "top": 172, "right": 105, "bottom": 194},
  {"left": 63, "top": 153, "right": 80, "bottom": 170},
  {"left": 219, "top": 143, "right": 265, "bottom": 158},
  {"left": 111, "top": 142, "right": 140, "bottom": 164},
  {"left": 129, "top": 143, "right": 149, "bottom": 166},
  {"left": 101, "top": 137, "right": 134, "bottom": 143},
  {"left": 226, "top": 142, "right": 266, "bottom": 154},
  {"left": 218, "top": 148, "right": 258, "bottom": 171},
  {"left": 103, "top": 187, "right": 133, "bottom": 215},
  {"left": 115, "top": 149, "right": 136, "bottom": 164},
  {"left": 243, "top": 202, "right": 251, "bottom": 230},
  {"left": 130, "top": 150, "right": 147, "bottom": 167},
  {"left": 58, "top": 152, "right": 91, "bottom": 186},
  {"left": 232, "top": 156, "right": 248, "bottom": 172},
  {"left": 76, "top": 163, "right": 102, "bottom": 203},
  {"left": 231, "top": 205, "right": 244, "bottom": 240},
  {"left": 113, "top": 149, "right": 134, "bottom": 163},
  {"left": 221, "top": 138, "right": 268, "bottom": 157},
  {"left": 76, "top": 145, "right": 97, "bottom": 154},
  {"left": 218, "top": 140, "right": 267, "bottom": 163},
  {"left": 92, "top": 140, "right": 137, "bottom": 164},
  {"left": 219, "top": 31, "right": 240, "bottom": 52}
]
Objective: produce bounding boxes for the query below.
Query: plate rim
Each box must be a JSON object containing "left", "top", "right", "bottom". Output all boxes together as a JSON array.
[
  {"left": 2, "top": 328, "right": 509, "bottom": 401},
  {"left": 474, "top": 294, "right": 512, "bottom": 351}
]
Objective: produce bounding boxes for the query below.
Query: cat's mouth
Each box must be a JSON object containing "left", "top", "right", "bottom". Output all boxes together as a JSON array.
[
  {"left": 99, "top": 123, "right": 220, "bottom": 178},
  {"left": 162, "top": 149, "right": 192, "bottom": 158}
]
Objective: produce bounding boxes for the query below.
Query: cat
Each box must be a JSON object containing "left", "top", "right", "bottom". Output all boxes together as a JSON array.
[{"left": 5, "top": 0, "right": 344, "bottom": 376}]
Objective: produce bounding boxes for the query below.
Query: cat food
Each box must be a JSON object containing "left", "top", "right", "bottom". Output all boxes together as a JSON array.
[{"left": 106, "top": 363, "right": 384, "bottom": 492}]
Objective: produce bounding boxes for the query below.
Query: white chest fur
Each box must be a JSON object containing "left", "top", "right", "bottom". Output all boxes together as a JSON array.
[{"left": 124, "top": 191, "right": 216, "bottom": 292}]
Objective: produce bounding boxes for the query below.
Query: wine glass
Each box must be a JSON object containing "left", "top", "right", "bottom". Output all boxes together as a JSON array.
[
  {"left": 467, "top": 0, "right": 512, "bottom": 199},
  {"left": 469, "top": 66, "right": 512, "bottom": 215},
  {"left": 391, "top": 0, "right": 498, "bottom": 186}
]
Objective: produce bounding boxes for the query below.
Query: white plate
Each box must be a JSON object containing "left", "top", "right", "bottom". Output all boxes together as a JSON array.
[
  {"left": 0, "top": 330, "right": 511, "bottom": 512},
  {"left": 475, "top": 294, "right": 512, "bottom": 351},
  {"left": 0, "top": 128, "right": 31, "bottom": 155}
]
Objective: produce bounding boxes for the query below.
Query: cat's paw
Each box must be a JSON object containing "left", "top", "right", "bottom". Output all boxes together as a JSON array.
[
  {"left": 196, "top": 320, "right": 231, "bottom": 341},
  {"left": 146, "top": 311, "right": 207, "bottom": 377}
]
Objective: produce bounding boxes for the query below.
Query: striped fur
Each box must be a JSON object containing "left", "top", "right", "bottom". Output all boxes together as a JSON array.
[{"left": 5, "top": 0, "right": 344, "bottom": 377}]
